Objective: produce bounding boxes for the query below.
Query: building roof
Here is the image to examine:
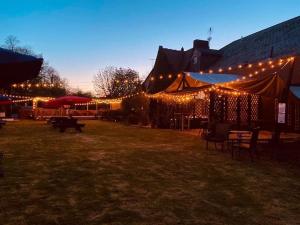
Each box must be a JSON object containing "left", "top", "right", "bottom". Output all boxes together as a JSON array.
[
  {"left": 144, "top": 16, "right": 300, "bottom": 93},
  {"left": 211, "top": 16, "right": 300, "bottom": 69}
]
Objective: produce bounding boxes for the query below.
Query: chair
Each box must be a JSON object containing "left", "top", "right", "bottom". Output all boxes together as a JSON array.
[
  {"left": 231, "top": 127, "right": 260, "bottom": 161},
  {"left": 204, "top": 123, "right": 231, "bottom": 151}
]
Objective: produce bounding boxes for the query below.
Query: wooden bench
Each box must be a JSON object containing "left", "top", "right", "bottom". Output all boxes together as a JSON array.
[{"left": 54, "top": 118, "right": 85, "bottom": 132}]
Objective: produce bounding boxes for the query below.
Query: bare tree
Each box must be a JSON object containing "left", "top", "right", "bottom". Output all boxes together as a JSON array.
[
  {"left": 94, "top": 67, "right": 141, "bottom": 98},
  {"left": 2, "top": 35, "right": 35, "bottom": 56},
  {"left": 3, "top": 35, "right": 19, "bottom": 51}
]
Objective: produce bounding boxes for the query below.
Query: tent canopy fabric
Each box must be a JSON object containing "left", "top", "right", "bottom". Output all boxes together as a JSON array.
[
  {"left": 43, "top": 96, "right": 92, "bottom": 108},
  {"left": 227, "top": 74, "right": 286, "bottom": 98},
  {"left": 165, "top": 72, "right": 238, "bottom": 93},
  {"left": 0, "top": 48, "right": 43, "bottom": 87},
  {"left": 164, "top": 71, "right": 293, "bottom": 99}
]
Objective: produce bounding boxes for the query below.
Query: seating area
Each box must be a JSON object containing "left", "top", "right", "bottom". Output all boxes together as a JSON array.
[{"left": 48, "top": 117, "right": 85, "bottom": 132}]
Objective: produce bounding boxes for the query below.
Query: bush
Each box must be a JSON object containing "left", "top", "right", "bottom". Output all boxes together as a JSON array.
[
  {"left": 122, "top": 94, "right": 149, "bottom": 125},
  {"left": 101, "top": 110, "right": 123, "bottom": 122}
]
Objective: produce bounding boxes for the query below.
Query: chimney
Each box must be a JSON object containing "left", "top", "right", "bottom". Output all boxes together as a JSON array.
[{"left": 193, "top": 39, "right": 209, "bottom": 49}]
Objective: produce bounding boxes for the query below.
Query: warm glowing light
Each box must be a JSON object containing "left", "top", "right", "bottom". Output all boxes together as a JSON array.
[
  {"left": 248, "top": 64, "right": 252, "bottom": 68},
  {"left": 242, "top": 76, "right": 246, "bottom": 80},
  {"left": 238, "top": 65, "right": 242, "bottom": 68},
  {"left": 218, "top": 68, "right": 223, "bottom": 73},
  {"left": 228, "top": 67, "right": 232, "bottom": 71},
  {"left": 255, "top": 71, "right": 259, "bottom": 75},
  {"left": 209, "top": 70, "right": 213, "bottom": 74},
  {"left": 168, "top": 74, "right": 172, "bottom": 79},
  {"left": 249, "top": 74, "right": 253, "bottom": 77},
  {"left": 159, "top": 75, "right": 163, "bottom": 79},
  {"left": 150, "top": 77, "right": 154, "bottom": 81},
  {"left": 268, "top": 60, "right": 273, "bottom": 65},
  {"left": 261, "top": 68, "right": 266, "bottom": 72},
  {"left": 258, "top": 62, "right": 263, "bottom": 66}
]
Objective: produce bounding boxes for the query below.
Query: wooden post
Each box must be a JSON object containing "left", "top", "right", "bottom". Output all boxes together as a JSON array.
[
  {"left": 247, "top": 95, "right": 252, "bottom": 127},
  {"left": 209, "top": 92, "right": 215, "bottom": 123}
]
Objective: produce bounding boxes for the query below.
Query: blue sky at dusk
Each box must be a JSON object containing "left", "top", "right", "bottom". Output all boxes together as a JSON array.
[{"left": 1, "top": 0, "right": 299, "bottom": 92}]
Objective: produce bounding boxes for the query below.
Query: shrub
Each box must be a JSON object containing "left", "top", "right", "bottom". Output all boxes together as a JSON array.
[{"left": 122, "top": 94, "right": 149, "bottom": 125}]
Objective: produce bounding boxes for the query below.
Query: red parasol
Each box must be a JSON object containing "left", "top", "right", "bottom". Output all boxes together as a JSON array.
[
  {"left": 0, "top": 95, "right": 12, "bottom": 105},
  {"left": 42, "top": 96, "right": 91, "bottom": 108}
]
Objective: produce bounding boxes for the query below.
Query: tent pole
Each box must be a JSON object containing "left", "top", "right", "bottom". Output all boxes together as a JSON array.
[{"left": 273, "top": 59, "right": 296, "bottom": 144}]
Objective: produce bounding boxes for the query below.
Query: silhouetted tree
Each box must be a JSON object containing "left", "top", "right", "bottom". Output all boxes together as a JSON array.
[{"left": 94, "top": 66, "right": 142, "bottom": 98}]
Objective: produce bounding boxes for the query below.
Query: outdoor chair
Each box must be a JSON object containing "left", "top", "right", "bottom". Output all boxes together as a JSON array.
[
  {"left": 231, "top": 127, "right": 260, "bottom": 162},
  {"left": 204, "top": 123, "right": 232, "bottom": 151}
]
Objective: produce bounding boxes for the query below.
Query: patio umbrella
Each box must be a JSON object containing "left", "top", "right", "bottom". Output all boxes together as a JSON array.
[
  {"left": 42, "top": 96, "right": 92, "bottom": 108},
  {"left": 0, "top": 95, "right": 12, "bottom": 105},
  {"left": 0, "top": 47, "right": 43, "bottom": 88}
]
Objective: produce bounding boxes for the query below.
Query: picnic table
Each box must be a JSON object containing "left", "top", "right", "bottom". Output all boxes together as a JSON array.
[{"left": 49, "top": 117, "right": 85, "bottom": 132}]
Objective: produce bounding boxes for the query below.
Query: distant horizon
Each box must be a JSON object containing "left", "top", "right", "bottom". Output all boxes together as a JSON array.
[{"left": 1, "top": 0, "right": 299, "bottom": 93}]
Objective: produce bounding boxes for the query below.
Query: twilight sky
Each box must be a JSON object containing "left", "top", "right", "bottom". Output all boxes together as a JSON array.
[{"left": 0, "top": 0, "right": 299, "bottom": 92}]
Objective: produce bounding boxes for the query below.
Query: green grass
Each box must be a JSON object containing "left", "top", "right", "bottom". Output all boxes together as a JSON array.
[{"left": 0, "top": 120, "right": 300, "bottom": 225}]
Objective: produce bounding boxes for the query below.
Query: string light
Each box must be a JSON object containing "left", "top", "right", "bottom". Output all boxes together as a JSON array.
[
  {"left": 11, "top": 82, "right": 64, "bottom": 89},
  {"left": 147, "top": 56, "right": 294, "bottom": 80}
]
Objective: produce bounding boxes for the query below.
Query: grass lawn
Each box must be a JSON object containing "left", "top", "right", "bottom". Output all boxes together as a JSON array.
[{"left": 0, "top": 120, "right": 300, "bottom": 225}]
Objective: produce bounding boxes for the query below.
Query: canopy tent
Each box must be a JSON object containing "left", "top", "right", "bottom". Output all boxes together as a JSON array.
[
  {"left": 163, "top": 71, "right": 297, "bottom": 100},
  {"left": 0, "top": 48, "right": 43, "bottom": 88},
  {"left": 165, "top": 72, "right": 239, "bottom": 93},
  {"left": 42, "top": 96, "right": 92, "bottom": 108}
]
